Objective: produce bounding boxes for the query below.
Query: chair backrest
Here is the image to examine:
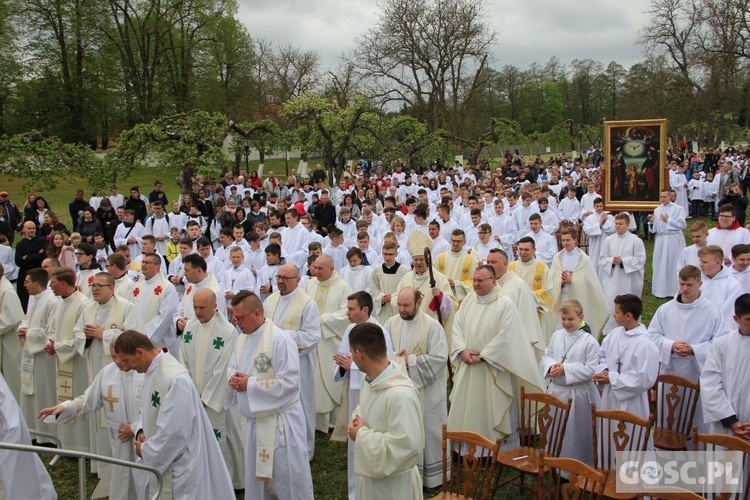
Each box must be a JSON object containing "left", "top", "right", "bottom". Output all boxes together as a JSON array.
[
  {"left": 442, "top": 424, "right": 501, "bottom": 500},
  {"left": 519, "top": 386, "right": 572, "bottom": 457},
  {"left": 654, "top": 374, "right": 700, "bottom": 436},
  {"left": 540, "top": 453, "right": 607, "bottom": 499},
  {"left": 592, "top": 405, "right": 655, "bottom": 470},
  {"left": 648, "top": 486, "right": 707, "bottom": 499},
  {"left": 692, "top": 427, "right": 750, "bottom": 500}
]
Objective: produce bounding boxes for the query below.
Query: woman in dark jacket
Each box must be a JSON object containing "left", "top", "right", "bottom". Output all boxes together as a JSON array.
[
  {"left": 77, "top": 207, "right": 102, "bottom": 244},
  {"left": 40, "top": 210, "right": 68, "bottom": 239}
]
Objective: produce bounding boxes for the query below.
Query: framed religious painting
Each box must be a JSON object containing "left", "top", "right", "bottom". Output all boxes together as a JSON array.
[{"left": 602, "top": 119, "right": 668, "bottom": 211}]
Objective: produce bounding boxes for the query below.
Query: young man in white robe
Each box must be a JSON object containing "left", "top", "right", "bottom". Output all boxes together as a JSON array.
[
  {"left": 435, "top": 228, "right": 477, "bottom": 302},
  {"left": 174, "top": 254, "right": 226, "bottom": 351},
  {"left": 347, "top": 322, "right": 424, "bottom": 500},
  {"left": 18, "top": 268, "right": 58, "bottom": 441},
  {"left": 487, "top": 199, "right": 517, "bottom": 258},
  {"left": 698, "top": 245, "right": 744, "bottom": 335},
  {"left": 599, "top": 213, "right": 647, "bottom": 334},
  {"left": 73, "top": 271, "right": 137, "bottom": 474},
  {"left": 113, "top": 210, "right": 146, "bottom": 259},
  {"left": 648, "top": 189, "right": 687, "bottom": 298},
  {"left": 538, "top": 197, "right": 560, "bottom": 235},
  {"left": 333, "top": 291, "right": 393, "bottom": 500},
  {"left": 255, "top": 243, "right": 283, "bottom": 302},
  {"left": 728, "top": 243, "right": 750, "bottom": 293},
  {"left": 471, "top": 223, "right": 500, "bottom": 263},
  {"left": 486, "top": 249, "right": 545, "bottom": 353},
  {"left": 509, "top": 237, "right": 556, "bottom": 338},
  {"left": 447, "top": 265, "right": 545, "bottom": 449},
  {"left": 676, "top": 221, "right": 708, "bottom": 272},
  {"left": 339, "top": 248, "right": 373, "bottom": 293},
  {"left": 304, "top": 254, "right": 352, "bottom": 433},
  {"left": 225, "top": 291, "right": 314, "bottom": 499},
  {"left": 700, "top": 293, "right": 750, "bottom": 438},
  {"left": 130, "top": 253, "right": 179, "bottom": 355},
  {"left": 550, "top": 227, "right": 609, "bottom": 341},
  {"left": 541, "top": 300, "right": 601, "bottom": 466},
  {"left": 523, "top": 213, "right": 558, "bottom": 266},
  {"left": 582, "top": 198, "right": 614, "bottom": 283},
  {"left": 366, "top": 242, "right": 409, "bottom": 324},
  {"left": 428, "top": 221, "right": 450, "bottom": 256},
  {"left": 38, "top": 342, "right": 144, "bottom": 500},
  {"left": 106, "top": 253, "right": 136, "bottom": 299},
  {"left": 179, "top": 289, "right": 245, "bottom": 489},
  {"left": 0, "top": 266, "right": 24, "bottom": 401},
  {"left": 384, "top": 287, "right": 448, "bottom": 489},
  {"left": 116, "top": 331, "right": 234, "bottom": 499},
  {"left": 281, "top": 208, "right": 311, "bottom": 268},
  {"left": 593, "top": 294, "right": 659, "bottom": 420},
  {"left": 144, "top": 201, "right": 170, "bottom": 255},
  {"left": 707, "top": 204, "right": 750, "bottom": 265},
  {"left": 45, "top": 267, "right": 90, "bottom": 453},
  {"left": 648, "top": 265, "right": 723, "bottom": 432},
  {"left": 263, "top": 263, "right": 321, "bottom": 460},
  {"left": 0, "top": 372, "right": 56, "bottom": 500}
]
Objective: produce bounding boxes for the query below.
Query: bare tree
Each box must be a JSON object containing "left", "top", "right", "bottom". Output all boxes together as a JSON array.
[{"left": 350, "top": 0, "right": 497, "bottom": 133}]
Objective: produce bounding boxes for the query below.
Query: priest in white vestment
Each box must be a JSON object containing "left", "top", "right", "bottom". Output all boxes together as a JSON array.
[
  {"left": 593, "top": 294, "right": 659, "bottom": 420},
  {"left": 0, "top": 272, "right": 24, "bottom": 401},
  {"left": 447, "top": 266, "right": 545, "bottom": 449},
  {"left": 18, "top": 269, "right": 58, "bottom": 440},
  {"left": 174, "top": 254, "right": 226, "bottom": 356},
  {"left": 648, "top": 265, "right": 723, "bottom": 431},
  {"left": 225, "top": 291, "right": 314, "bottom": 500},
  {"left": 180, "top": 289, "right": 245, "bottom": 488},
  {"left": 0, "top": 372, "right": 56, "bottom": 500},
  {"left": 599, "top": 214, "right": 647, "bottom": 333},
  {"left": 486, "top": 249, "right": 545, "bottom": 352},
  {"left": 435, "top": 229, "right": 477, "bottom": 302},
  {"left": 541, "top": 300, "right": 601, "bottom": 466},
  {"left": 549, "top": 229, "right": 609, "bottom": 341},
  {"left": 131, "top": 254, "right": 180, "bottom": 356},
  {"left": 648, "top": 190, "right": 687, "bottom": 298},
  {"left": 333, "top": 292, "right": 393, "bottom": 500},
  {"left": 45, "top": 267, "right": 90, "bottom": 453},
  {"left": 699, "top": 245, "right": 744, "bottom": 335},
  {"left": 305, "top": 255, "right": 352, "bottom": 433},
  {"left": 347, "top": 323, "right": 424, "bottom": 500},
  {"left": 73, "top": 272, "right": 137, "bottom": 474},
  {"left": 384, "top": 287, "right": 448, "bottom": 489},
  {"left": 509, "top": 237, "right": 556, "bottom": 338},
  {"left": 264, "top": 264, "right": 321, "bottom": 460},
  {"left": 122, "top": 331, "right": 235, "bottom": 500},
  {"left": 366, "top": 242, "right": 409, "bottom": 324},
  {"left": 700, "top": 294, "right": 750, "bottom": 438},
  {"left": 393, "top": 231, "right": 457, "bottom": 350},
  {"left": 38, "top": 343, "right": 144, "bottom": 500}
]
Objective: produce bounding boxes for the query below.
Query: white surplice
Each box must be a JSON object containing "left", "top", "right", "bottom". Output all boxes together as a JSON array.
[
  {"left": 582, "top": 211, "right": 614, "bottom": 283},
  {"left": 0, "top": 277, "right": 23, "bottom": 401},
  {"left": 701, "top": 268, "right": 744, "bottom": 335},
  {"left": 541, "top": 328, "right": 601, "bottom": 465},
  {"left": 707, "top": 226, "right": 750, "bottom": 264},
  {"left": 596, "top": 324, "right": 659, "bottom": 419},
  {"left": 648, "top": 294, "right": 723, "bottom": 430},
  {"left": 649, "top": 202, "right": 687, "bottom": 298},
  {"left": 366, "top": 263, "right": 409, "bottom": 324},
  {"left": 700, "top": 330, "right": 750, "bottom": 435},
  {"left": 339, "top": 265, "right": 373, "bottom": 293},
  {"left": 130, "top": 273, "right": 180, "bottom": 356},
  {"left": 599, "top": 232, "right": 646, "bottom": 333}
]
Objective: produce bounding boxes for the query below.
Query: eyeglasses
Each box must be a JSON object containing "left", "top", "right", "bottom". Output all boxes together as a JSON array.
[{"left": 276, "top": 275, "right": 299, "bottom": 281}]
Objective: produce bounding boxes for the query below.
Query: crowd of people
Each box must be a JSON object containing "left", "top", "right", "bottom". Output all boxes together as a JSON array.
[{"left": 0, "top": 148, "right": 749, "bottom": 499}]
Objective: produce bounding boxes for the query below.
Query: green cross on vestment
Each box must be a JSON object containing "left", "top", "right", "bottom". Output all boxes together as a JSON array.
[
  {"left": 214, "top": 429, "right": 222, "bottom": 440},
  {"left": 183, "top": 331, "right": 193, "bottom": 343},
  {"left": 213, "top": 337, "right": 225, "bottom": 350},
  {"left": 151, "top": 391, "right": 160, "bottom": 407}
]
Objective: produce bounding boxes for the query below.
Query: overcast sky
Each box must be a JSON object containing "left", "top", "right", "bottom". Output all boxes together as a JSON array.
[{"left": 237, "top": 0, "right": 654, "bottom": 71}]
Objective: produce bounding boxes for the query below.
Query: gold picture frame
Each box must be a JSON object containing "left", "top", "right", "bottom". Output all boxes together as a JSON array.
[{"left": 602, "top": 119, "right": 668, "bottom": 211}]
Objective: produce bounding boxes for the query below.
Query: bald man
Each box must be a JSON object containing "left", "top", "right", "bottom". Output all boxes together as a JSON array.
[
  {"left": 383, "top": 287, "right": 448, "bottom": 488},
  {"left": 15, "top": 220, "right": 47, "bottom": 311},
  {"left": 264, "top": 263, "right": 321, "bottom": 459},
  {"left": 180, "top": 289, "right": 245, "bottom": 489}
]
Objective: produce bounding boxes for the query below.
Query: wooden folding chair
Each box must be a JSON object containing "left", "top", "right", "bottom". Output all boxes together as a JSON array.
[
  {"left": 540, "top": 452, "right": 607, "bottom": 499},
  {"left": 429, "top": 424, "right": 500, "bottom": 500},
  {"left": 590, "top": 406, "right": 655, "bottom": 500},
  {"left": 693, "top": 427, "right": 750, "bottom": 500},
  {"left": 492, "top": 388, "right": 572, "bottom": 499},
  {"left": 653, "top": 374, "right": 700, "bottom": 451}
]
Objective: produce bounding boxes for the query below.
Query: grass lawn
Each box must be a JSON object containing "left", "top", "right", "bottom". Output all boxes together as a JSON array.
[{"left": 0, "top": 162, "right": 722, "bottom": 499}]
